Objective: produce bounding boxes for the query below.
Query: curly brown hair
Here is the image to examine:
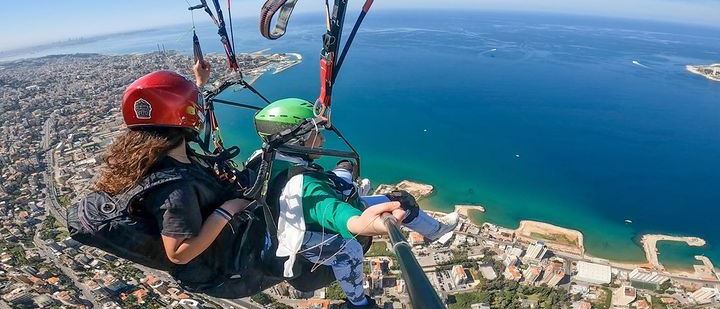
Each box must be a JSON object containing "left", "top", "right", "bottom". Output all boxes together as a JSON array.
[{"left": 95, "top": 127, "right": 192, "bottom": 195}]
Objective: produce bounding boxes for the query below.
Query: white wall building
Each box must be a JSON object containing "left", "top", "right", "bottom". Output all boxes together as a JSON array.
[
  {"left": 574, "top": 261, "right": 612, "bottom": 285},
  {"left": 452, "top": 265, "right": 468, "bottom": 285},
  {"left": 522, "top": 265, "right": 542, "bottom": 284},
  {"left": 505, "top": 246, "right": 524, "bottom": 258},
  {"left": 690, "top": 287, "right": 719, "bottom": 305},
  {"left": 523, "top": 241, "right": 547, "bottom": 263},
  {"left": 628, "top": 268, "right": 669, "bottom": 290}
]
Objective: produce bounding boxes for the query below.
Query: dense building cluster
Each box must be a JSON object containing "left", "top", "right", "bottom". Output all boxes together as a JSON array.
[
  {"left": 0, "top": 52, "right": 297, "bottom": 308},
  {"left": 262, "top": 207, "right": 719, "bottom": 308}
]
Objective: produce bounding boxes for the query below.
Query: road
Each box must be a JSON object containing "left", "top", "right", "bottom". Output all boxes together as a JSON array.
[
  {"left": 42, "top": 141, "right": 67, "bottom": 226},
  {"left": 208, "top": 297, "right": 262, "bottom": 309},
  {"left": 33, "top": 215, "right": 98, "bottom": 308},
  {"left": 42, "top": 117, "right": 53, "bottom": 150},
  {"left": 37, "top": 120, "right": 97, "bottom": 307}
]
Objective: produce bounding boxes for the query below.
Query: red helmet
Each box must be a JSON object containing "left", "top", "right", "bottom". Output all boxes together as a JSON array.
[{"left": 122, "top": 71, "right": 203, "bottom": 132}]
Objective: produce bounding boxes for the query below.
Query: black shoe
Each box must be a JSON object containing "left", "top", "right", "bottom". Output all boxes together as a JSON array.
[{"left": 344, "top": 296, "right": 380, "bottom": 309}]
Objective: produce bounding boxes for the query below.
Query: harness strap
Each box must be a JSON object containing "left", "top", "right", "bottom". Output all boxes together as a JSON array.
[
  {"left": 199, "top": 0, "right": 219, "bottom": 26},
  {"left": 315, "top": 0, "right": 349, "bottom": 115},
  {"left": 192, "top": 30, "right": 205, "bottom": 64},
  {"left": 285, "top": 164, "right": 358, "bottom": 203},
  {"left": 317, "top": 56, "right": 334, "bottom": 110},
  {"left": 200, "top": 99, "right": 223, "bottom": 153},
  {"left": 334, "top": 0, "right": 374, "bottom": 82},
  {"left": 209, "top": 0, "right": 240, "bottom": 72},
  {"left": 244, "top": 148, "right": 273, "bottom": 199},
  {"left": 259, "top": 0, "right": 300, "bottom": 40},
  {"left": 240, "top": 80, "right": 272, "bottom": 104},
  {"left": 116, "top": 169, "right": 189, "bottom": 209}
]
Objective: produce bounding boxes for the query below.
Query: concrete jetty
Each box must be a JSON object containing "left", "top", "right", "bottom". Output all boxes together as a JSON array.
[
  {"left": 454, "top": 205, "right": 485, "bottom": 216},
  {"left": 641, "top": 234, "right": 706, "bottom": 271}
]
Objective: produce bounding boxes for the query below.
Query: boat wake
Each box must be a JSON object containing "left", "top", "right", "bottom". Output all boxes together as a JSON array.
[
  {"left": 480, "top": 48, "right": 497, "bottom": 54},
  {"left": 632, "top": 60, "right": 649, "bottom": 69}
]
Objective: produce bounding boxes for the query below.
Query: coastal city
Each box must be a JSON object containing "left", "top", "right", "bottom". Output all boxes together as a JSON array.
[{"left": 1, "top": 51, "right": 719, "bottom": 309}]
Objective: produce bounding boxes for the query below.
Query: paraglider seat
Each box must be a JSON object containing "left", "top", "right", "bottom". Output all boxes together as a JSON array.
[{"left": 243, "top": 151, "right": 373, "bottom": 293}]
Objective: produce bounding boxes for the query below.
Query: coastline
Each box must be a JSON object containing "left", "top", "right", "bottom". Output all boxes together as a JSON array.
[
  {"left": 454, "top": 205, "right": 485, "bottom": 217},
  {"left": 405, "top": 179, "right": 718, "bottom": 277},
  {"left": 686, "top": 64, "right": 720, "bottom": 81},
  {"left": 515, "top": 220, "right": 585, "bottom": 256},
  {"left": 641, "top": 234, "right": 706, "bottom": 271}
]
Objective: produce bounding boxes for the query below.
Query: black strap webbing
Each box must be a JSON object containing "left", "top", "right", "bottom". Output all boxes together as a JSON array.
[
  {"left": 260, "top": 0, "right": 300, "bottom": 40},
  {"left": 334, "top": 0, "right": 374, "bottom": 82},
  {"left": 241, "top": 80, "right": 272, "bottom": 104},
  {"left": 117, "top": 169, "right": 188, "bottom": 208}
]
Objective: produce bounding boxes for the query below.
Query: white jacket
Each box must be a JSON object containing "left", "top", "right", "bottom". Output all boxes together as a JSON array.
[{"left": 249, "top": 150, "right": 309, "bottom": 278}]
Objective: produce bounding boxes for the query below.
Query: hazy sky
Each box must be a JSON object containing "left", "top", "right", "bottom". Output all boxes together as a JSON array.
[{"left": 1, "top": 0, "right": 718, "bottom": 51}]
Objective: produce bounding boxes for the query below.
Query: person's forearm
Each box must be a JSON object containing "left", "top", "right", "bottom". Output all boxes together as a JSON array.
[
  {"left": 347, "top": 215, "right": 389, "bottom": 236},
  {"left": 168, "top": 214, "right": 227, "bottom": 264}
]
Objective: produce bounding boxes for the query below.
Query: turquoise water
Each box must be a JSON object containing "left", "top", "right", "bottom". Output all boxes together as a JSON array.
[
  {"left": 657, "top": 241, "right": 707, "bottom": 271},
  {"left": 7, "top": 11, "right": 720, "bottom": 267},
  {"left": 217, "top": 12, "right": 720, "bottom": 266}
]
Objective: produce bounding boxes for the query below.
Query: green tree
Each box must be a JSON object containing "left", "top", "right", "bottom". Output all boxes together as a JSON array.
[
  {"left": 58, "top": 195, "right": 71, "bottom": 207},
  {"left": 656, "top": 280, "right": 672, "bottom": 293},
  {"left": 448, "top": 291, "right": 484, "bottom": 309},
  {"left": 250, "top": 293, "right": 273, "bottom": 306},
  {"left": 650, "top": 296, "right": 669, "bottom": 309},
  {"left": 366, "top": 242, "right": 392, "bottom": 257},
  {"left": 326, "top": 282, "right": 346, "bottom": 300},
  {"left": 593, "top": 287, "right": 612, "bottom": 309}
]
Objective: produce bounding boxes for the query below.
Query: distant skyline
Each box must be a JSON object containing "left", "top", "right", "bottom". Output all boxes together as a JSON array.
[{"left": 1, "top": 0, "right": 719, "bottom": 51}]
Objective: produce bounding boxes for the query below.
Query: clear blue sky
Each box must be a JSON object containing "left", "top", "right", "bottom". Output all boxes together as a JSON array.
[{"left": 1, "top": 0, "right": 718, "bottom": 51}]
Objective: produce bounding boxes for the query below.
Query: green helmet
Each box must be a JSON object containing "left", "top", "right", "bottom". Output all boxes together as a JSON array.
[{"left": 254, "top": 98, "right": 315, "bottom": 141}]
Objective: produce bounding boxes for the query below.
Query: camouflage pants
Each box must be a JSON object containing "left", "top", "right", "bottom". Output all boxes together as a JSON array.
[{"left": 299, "top": 231, "right": 366, "bottom": 303}]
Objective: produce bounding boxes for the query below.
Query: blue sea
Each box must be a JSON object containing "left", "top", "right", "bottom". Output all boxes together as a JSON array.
[{"left": 7, "top": 10, "right": 720, "bottom": 268}]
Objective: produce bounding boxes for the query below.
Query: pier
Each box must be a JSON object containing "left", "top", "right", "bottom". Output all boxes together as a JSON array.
[
  {"left": 641, "top": 234, "right": 706, "bottom": 271},
  {"left": 454, "top": 204, "right": 485, "bottom": 217}
]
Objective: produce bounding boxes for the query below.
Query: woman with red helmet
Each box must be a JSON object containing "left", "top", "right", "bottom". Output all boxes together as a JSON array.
[{"left": 94, "top": 60, "right": 262, "bottom": 293}]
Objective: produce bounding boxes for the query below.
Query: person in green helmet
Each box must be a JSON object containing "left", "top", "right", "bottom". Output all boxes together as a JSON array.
[{"left": 250, "top": 98, "right": 459, "bottom": 309}]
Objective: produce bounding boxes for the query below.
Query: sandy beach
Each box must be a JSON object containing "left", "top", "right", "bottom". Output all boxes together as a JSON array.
[{"left": 515, "top": 220, "right": 585, "bottom": 256}]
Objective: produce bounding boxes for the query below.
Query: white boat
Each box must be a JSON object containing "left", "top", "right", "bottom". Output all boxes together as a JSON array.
[{"left": 624, "top": 219, "right": 633, "bottom": 224}]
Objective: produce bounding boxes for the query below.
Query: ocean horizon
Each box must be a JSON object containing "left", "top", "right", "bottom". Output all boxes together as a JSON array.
[{"left": 9, "top": 10, "right": 720, "bottom": 269}]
